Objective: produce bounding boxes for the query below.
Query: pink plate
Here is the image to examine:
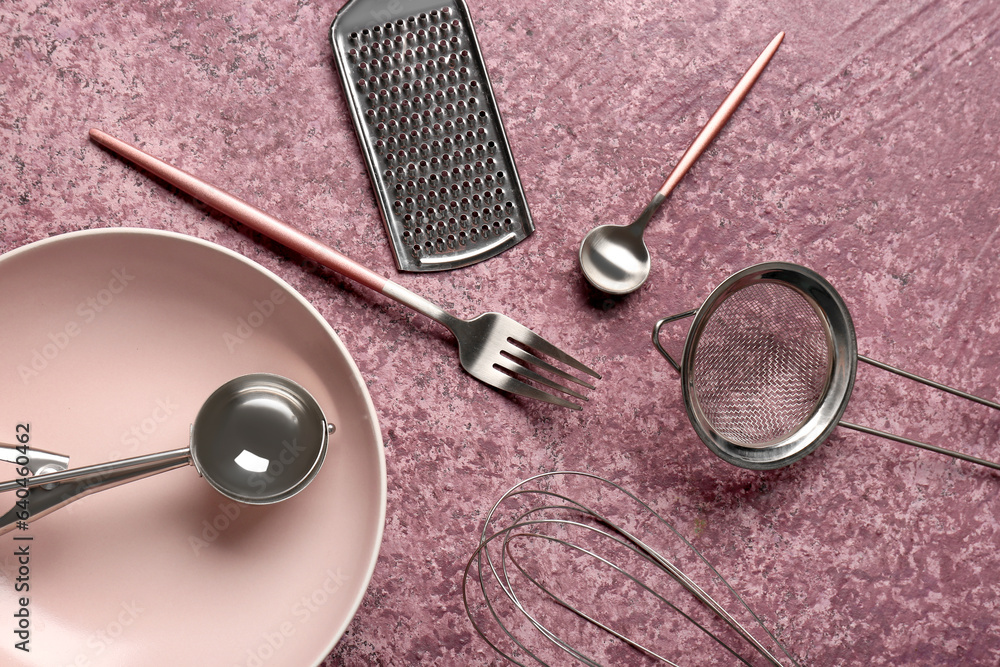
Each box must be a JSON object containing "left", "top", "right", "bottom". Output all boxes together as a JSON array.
[{"left": 0, "top": 229, "right": 386, "bottom": 666}]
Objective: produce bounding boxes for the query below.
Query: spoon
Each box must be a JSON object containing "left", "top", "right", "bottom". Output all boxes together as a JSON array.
[
  {"left": 0, "top": 374, "right": 333, "bottom": 534},
  {"left": 579, "top": 32, "right": 784, "bottom": 295}
]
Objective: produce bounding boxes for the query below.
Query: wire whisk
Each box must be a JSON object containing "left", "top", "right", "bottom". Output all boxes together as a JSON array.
[{"left": 463, "top": 471, "right": 799, "bottom": 666}]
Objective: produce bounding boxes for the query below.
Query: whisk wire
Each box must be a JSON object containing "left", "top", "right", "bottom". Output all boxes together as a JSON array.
[
  {"left": 464, "top": 471, "right": 799, "bottom": 666},
  {"left": 503, "top": 522, "right": 771, "bottom": 666}
]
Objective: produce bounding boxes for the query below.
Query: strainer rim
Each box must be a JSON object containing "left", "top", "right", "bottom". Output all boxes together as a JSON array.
[{"left": 680, "top": 262, "right": 858, "bottom": 470}]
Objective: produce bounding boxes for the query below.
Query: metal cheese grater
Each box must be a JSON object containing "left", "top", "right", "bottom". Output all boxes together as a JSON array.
[{"left": 330, "top": 0, "right": 535, "bottom": 272}]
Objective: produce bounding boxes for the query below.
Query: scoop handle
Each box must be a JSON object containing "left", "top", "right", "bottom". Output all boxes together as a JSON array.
[{"left": 0, "top": 448, "right": 191, "bottom": 535}]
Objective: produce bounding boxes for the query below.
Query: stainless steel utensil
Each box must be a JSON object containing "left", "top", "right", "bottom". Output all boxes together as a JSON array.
[
  {"left": 0, "top": 444, "right": 69, "bottom": 477},
  {"left": 89, "top": 128, "right": 600, "bottom": 410},
  {"left": 463, "top": 471, "right": 797, "bottom": 666},
  {"left": 330, "top": 0, "right": 535, "bottom": 272},
  {"left": 0, "top": 374, "right": 332, "bottom": 534},
  {"left": 579, "top": 32, "right": 784, "bottom": 295},
  {"left": 653, "top": 262, "right": 1000, "bottom": 471}
]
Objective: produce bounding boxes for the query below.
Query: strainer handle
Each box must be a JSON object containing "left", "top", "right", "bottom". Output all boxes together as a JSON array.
[
  {"left": 841, "top": 355, "right": 1000, "bottom": 471},
  {"left": 839, "top": 422, "right": 1000, "bottom": 471},
  {"left": 652, "top": 310, "right": 698, "bottom": 373}
]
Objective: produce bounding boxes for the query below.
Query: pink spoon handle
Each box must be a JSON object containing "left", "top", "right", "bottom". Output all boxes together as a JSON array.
[
  {"left": 656, "top": 31, "right": 784, "bottom": 200},
  {"left": 89, "top": 128, "right": 389, "bottom": 293}
]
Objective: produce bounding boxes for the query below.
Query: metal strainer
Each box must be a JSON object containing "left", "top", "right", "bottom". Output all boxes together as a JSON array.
[{"left": 653, "top": 262, "right": 1000, "bottom": 471}]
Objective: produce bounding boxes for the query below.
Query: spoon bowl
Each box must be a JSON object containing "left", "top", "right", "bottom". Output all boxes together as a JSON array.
[
  {"left": 577, "top": 33, "right": 784, "bottom": 295},
  {"left": 579, "top": 223, "right": 651, "bottom": 295}
]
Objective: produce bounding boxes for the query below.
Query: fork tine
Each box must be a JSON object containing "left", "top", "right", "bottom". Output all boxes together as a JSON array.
[
  {"left": 512, "top": 331, "right": 602, "bottom": 380},
  {"left": 493, "top": 356, "right": 590, "bottom": 402},
  {"left": 501, "top": 345, "right": 597, "bottom": 390},
  {"left": 487, "top": 368, "right": 585, "bottom": 411}
]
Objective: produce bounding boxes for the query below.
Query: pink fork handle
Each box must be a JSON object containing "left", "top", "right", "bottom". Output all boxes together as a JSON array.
[{"left": 88, "top": 128, "right": 389, "bottom": 294}]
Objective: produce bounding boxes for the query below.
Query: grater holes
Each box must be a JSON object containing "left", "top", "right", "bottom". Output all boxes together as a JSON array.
[{"left": 346, "top": 11, "right": 527, "bottom": 263}]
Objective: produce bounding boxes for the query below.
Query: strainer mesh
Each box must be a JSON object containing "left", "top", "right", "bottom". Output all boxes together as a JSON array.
[{"left": 692, "top": 282, "right": 831, "bottom": 447}]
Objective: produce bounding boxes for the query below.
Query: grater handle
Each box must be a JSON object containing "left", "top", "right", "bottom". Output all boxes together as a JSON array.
[{"left": 88, "top": 129, "right": 390, "bottom": 294}]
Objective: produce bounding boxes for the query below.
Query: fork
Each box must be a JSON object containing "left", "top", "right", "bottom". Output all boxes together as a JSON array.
[{"left": 89, "top": 129, "right": 600, "bottom": 409}]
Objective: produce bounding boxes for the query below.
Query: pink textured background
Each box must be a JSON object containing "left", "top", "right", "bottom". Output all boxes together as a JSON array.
[{"left": 3, "top": 0, "right": 1000, "bottom": 664}]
